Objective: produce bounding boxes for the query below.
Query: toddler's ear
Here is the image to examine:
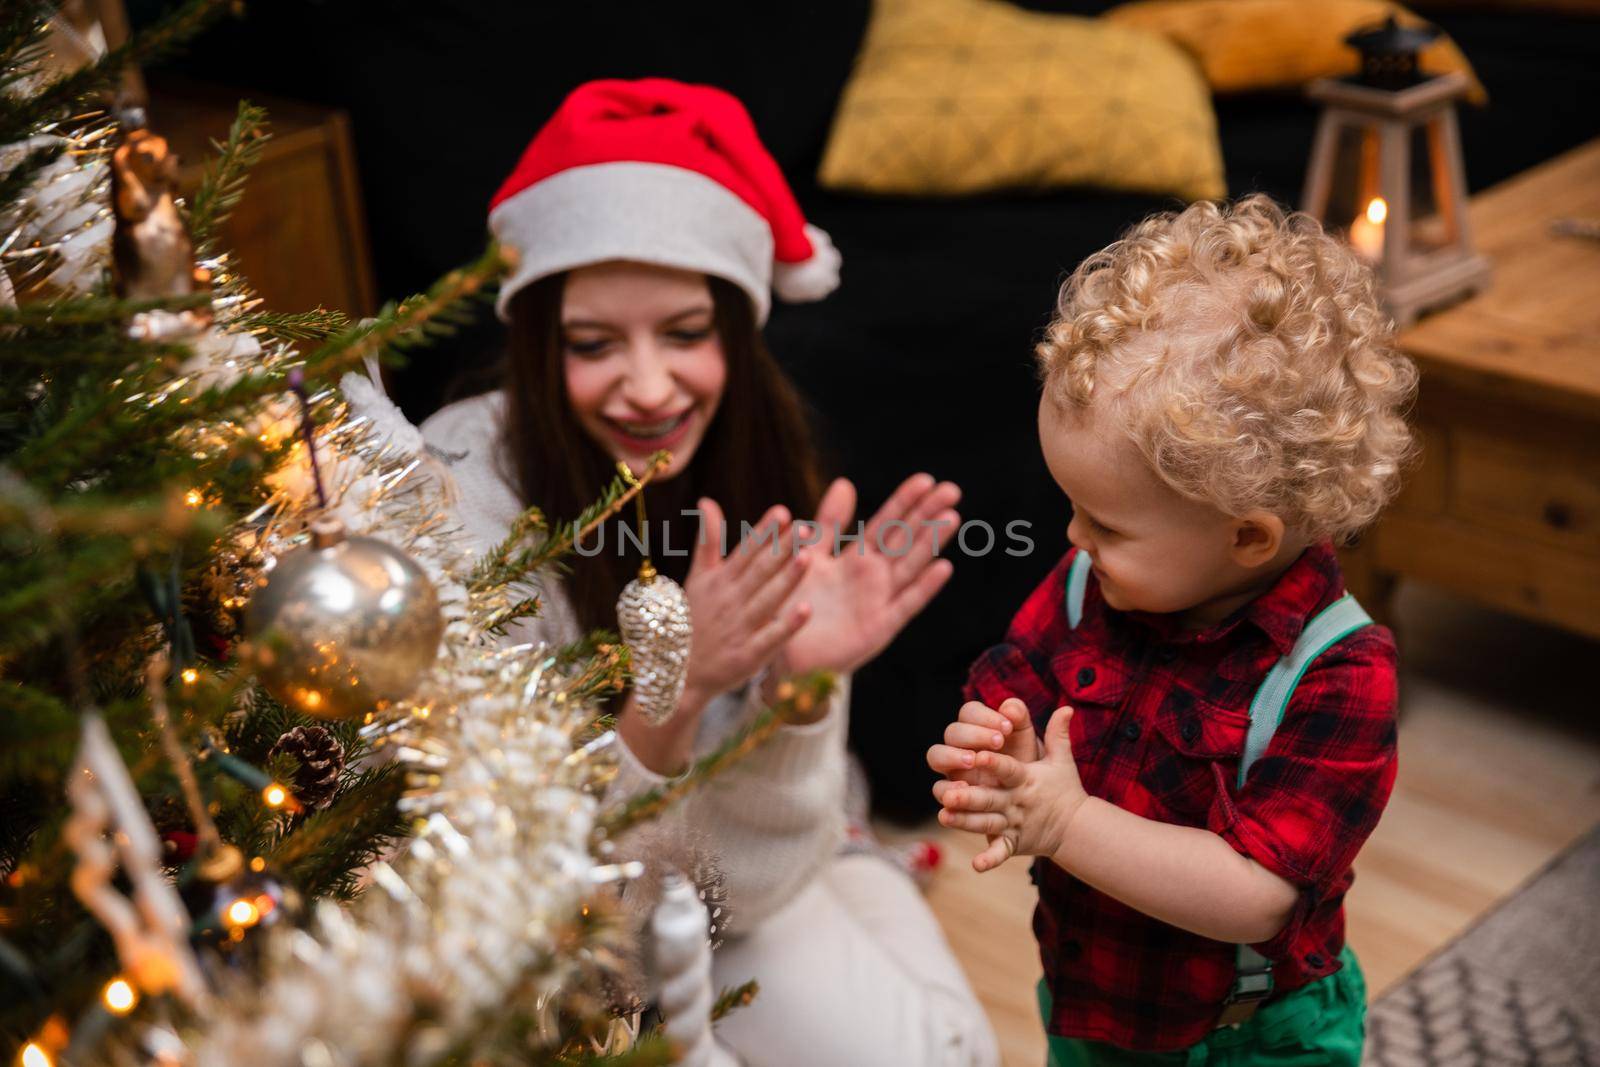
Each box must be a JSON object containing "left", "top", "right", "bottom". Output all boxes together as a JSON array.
[{"left": 1229, "top": 511, "right": 1285, "bottom": 568}]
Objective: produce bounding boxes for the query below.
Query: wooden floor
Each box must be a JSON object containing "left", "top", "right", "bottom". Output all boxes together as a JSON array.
[{"left": 890, "top": 584, "right": 1600, "bottom": 1067}]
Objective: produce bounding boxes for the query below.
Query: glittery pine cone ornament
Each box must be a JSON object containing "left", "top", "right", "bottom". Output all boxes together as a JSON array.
[
  {"left": 269, "top": 725, "right": 346, "bottom": 811},
  {"left": 616, "top": 559, "right": 690, "bottom": 725}
]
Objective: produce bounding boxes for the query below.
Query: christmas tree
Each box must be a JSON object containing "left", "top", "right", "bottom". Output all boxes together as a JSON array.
[{"left": 0, "top": 5, "right": 827, "bottom": 1064}]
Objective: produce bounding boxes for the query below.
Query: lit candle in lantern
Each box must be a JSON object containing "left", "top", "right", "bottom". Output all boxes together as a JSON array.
[{"left": 1349, "top": 196, "right": 1387, "bottom": 261}]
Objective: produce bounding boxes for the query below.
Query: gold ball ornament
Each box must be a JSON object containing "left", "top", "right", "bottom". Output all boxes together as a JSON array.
[{"left": 245, "top": 519, "right": 443, "bottom": 720}]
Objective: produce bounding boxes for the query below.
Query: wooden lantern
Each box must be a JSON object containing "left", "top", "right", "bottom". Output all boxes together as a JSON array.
[{"left": 1301, "top": 18, "right": 1490, "bottom": 326}]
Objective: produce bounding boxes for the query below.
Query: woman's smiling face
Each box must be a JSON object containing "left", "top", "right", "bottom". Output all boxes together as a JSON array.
[{"left": 561, "top": 261, "right": 727, "bottom": 480}]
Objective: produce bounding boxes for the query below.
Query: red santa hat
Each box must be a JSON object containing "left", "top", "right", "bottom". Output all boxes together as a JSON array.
[{"left": 489, "top": 78, "right": 840, "bottom": 324}]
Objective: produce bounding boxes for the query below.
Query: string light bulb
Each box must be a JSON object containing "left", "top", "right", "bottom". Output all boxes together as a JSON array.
[
  {"left": 101, "top": 977, "right": 137, "bottom": 1015},
  {"left": 261, "top": 783, "right": 289, "bottom": 809},
  {"left": 19, "top": 1043, "right": 52, "bottom": 1067},
  {"left": 225, "top": 897, "right": 260, "bottom": 928},
  {"left": 183, "top": 488, "right": 203, "bottom": 508},
  {"left": 180, "top": 668, "right": 198, "bottom": 686}
]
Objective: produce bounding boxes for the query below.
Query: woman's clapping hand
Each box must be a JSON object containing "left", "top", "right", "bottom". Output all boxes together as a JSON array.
[
  {"left": 776, "top": 473, "right": 960, "bottom": 678},
  {"left": 679, "top": 497, "right": 812, "bottom": 715}
]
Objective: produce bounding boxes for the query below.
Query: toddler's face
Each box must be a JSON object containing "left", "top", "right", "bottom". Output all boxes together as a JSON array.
[{"left": 1037, "top": 394, "right": 1267, "bottom": 624}]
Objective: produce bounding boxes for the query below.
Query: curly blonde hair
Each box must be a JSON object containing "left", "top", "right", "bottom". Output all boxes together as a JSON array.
[{"left": 1037, "top": 195, "right": 1417, "bottom": 542}]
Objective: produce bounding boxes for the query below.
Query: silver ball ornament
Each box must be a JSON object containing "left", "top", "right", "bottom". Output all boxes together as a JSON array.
[{"left": 245, "top": 519, "right": 443, "bottom": 720}]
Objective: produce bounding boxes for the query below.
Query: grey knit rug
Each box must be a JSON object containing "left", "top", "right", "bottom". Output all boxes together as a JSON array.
[{"left": 1364, "top": 826, "right": 1600, "bottom": 1066}]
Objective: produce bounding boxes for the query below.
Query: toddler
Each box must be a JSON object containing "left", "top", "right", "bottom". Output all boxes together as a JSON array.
[{"left": 928, "top": 196, "right": 1417, "bottom": 1065}]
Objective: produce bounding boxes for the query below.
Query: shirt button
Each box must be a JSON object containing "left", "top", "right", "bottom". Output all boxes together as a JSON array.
[
  {"left": 1307, "top": 952, "right": 1326, "bottom": 968},
  {"left": 1180, "top": 719, "right": 1201, "bottom": 743},
  {"left": 1076, "top": 666, "right": 1096, "bottom": 687},
  {"left": 1121, "top": 721, "right": 1141, "bottom": 741},
  {"left": 1062, "top": 939, "right": 1083, "bottom": 961}
]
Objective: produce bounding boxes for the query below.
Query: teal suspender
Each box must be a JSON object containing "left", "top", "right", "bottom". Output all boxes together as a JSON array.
[
  {"left": 1064, "top": 549, "right": 1094, "bottom": 628},
  {"left": 1062, "top": 550, "right": 1372, "bottom": 1026}
]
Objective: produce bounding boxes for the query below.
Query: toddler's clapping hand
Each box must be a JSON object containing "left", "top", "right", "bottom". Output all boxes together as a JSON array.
[
  {"left": 933, "top": 706, "right": 1089, "bottom": 873},
  {"left": 925, "top": 697, "right": 1039, "bottom": 785}
]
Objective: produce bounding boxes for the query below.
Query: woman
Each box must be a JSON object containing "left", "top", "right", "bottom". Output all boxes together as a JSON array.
[{"left": 419, "top": 80, "right": 997, "bottom": 1065}]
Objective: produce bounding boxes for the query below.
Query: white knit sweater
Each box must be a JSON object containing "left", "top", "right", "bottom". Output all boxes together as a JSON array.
[{"left": 419, "top": 391, "right": 848, "bottom": 929}]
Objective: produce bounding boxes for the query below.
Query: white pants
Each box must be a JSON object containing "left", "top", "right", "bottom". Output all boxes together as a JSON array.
[{"left": 711, "top": 853, "right": 1000, "bottom": 1067}]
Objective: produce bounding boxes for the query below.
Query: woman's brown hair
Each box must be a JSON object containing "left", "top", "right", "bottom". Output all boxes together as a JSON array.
[{"left": 501, "top": 272, "right": 825, "bottom": 634}]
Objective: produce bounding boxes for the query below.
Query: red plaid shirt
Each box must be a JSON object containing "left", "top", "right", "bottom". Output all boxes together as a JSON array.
[{"left": 965, "top": 542, "right": 1398, "bottom": 1052}]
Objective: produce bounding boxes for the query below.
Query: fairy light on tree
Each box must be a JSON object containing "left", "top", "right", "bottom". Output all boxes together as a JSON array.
[{"left": 100, "top": 979, "right": 137, "bottom": 1017}]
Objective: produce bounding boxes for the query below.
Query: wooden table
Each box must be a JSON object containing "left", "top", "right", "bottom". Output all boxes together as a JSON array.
[{"left": 1341, "top": 139, "right": 1600, "bottom": 640}]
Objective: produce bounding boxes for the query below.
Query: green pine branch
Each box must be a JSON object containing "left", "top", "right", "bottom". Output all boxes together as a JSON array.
[
  {"left": 0, "top": 693, "right": 155, "bottom": 790},
  {"left": 0, "top": 540, "right": 142, "bottom": 657},
  {"left": 711, "top": 979, "right": 760, "bottom": 1022},
  {"left": 0, "top": 496, "right": 225, "bottom": 663},
  {"left": 6, "top": 349, "right": 197, "bottom": 485},
  {"left": 0, "top": 488, "right": 218, "bottom": 539},
  {"left": 187, "top": 100, "right": 270, "bottom": 247},
  {"left": 10, "top": 245, "right": 504, "bottom": 491},
  {"left": 0, "top": 293, "right": 213, "bottom": 330},
  {"left": 469, "top": 503, "right": 551, "bottom": 593},
  {"left": 11, "top": 356, "right": 274, "bottom": 489},
  {"left": 470, "top": 452, "right": 669, "bottom": 601},
  {"left": 553, "top": 631, "right": 630, "bottom": 706},
  {"left": 0, "top": 334, "right": 191, "bottom": 464},
  {"left": 301, "top": 244, "right": 509, "bottom": 380},
  {"left": 264, "top": 764, "right": 408, "bottom": 899},
  {"left": 234, "top": 306, "right": 353, "bottom": 343},
  {"left": 480, "top": 594, "right": 541, "bottom": 638},
  {"left": 593, "top": 671, "right": 836, "bottom": 842}
]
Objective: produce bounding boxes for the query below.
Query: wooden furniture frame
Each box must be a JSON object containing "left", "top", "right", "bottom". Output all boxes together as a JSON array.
[
  {"left": 1341, "top": 140, "right": 1600, "bottom": 641},
  {"left": 152, "top": 81, "right": 378, "bottom": 318}
]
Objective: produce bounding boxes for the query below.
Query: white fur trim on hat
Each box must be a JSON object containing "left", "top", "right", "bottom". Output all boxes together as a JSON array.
[
  {"left": 772, "top": 224, "right": 841, "bottom": 304},
  {"left": 490, "top": 162, "right": 776, "bottom": 322}
]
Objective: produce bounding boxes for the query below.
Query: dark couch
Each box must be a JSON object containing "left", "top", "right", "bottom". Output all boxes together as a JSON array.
[{"left": 152, "top": 0, "right": 1600, "bottom": 819}]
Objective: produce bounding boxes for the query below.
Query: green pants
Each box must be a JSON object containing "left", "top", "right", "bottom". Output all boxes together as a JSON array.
[{"left": 1038, "top": 946, "right": 1368, "bottom": 1066}]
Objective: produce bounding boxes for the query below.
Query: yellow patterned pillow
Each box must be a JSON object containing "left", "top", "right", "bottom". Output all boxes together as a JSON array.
[
  {"left": 818, "top": 0, "right": 1227, "bottom": 201},
  {"left": 1103, "top": 0, "right": 1487, "bottom": 104}
]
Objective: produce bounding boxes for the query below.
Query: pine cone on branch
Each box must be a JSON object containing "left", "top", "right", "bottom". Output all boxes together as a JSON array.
[{"left": 269, "top": 725, "right": 346, "bottom": 811}]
